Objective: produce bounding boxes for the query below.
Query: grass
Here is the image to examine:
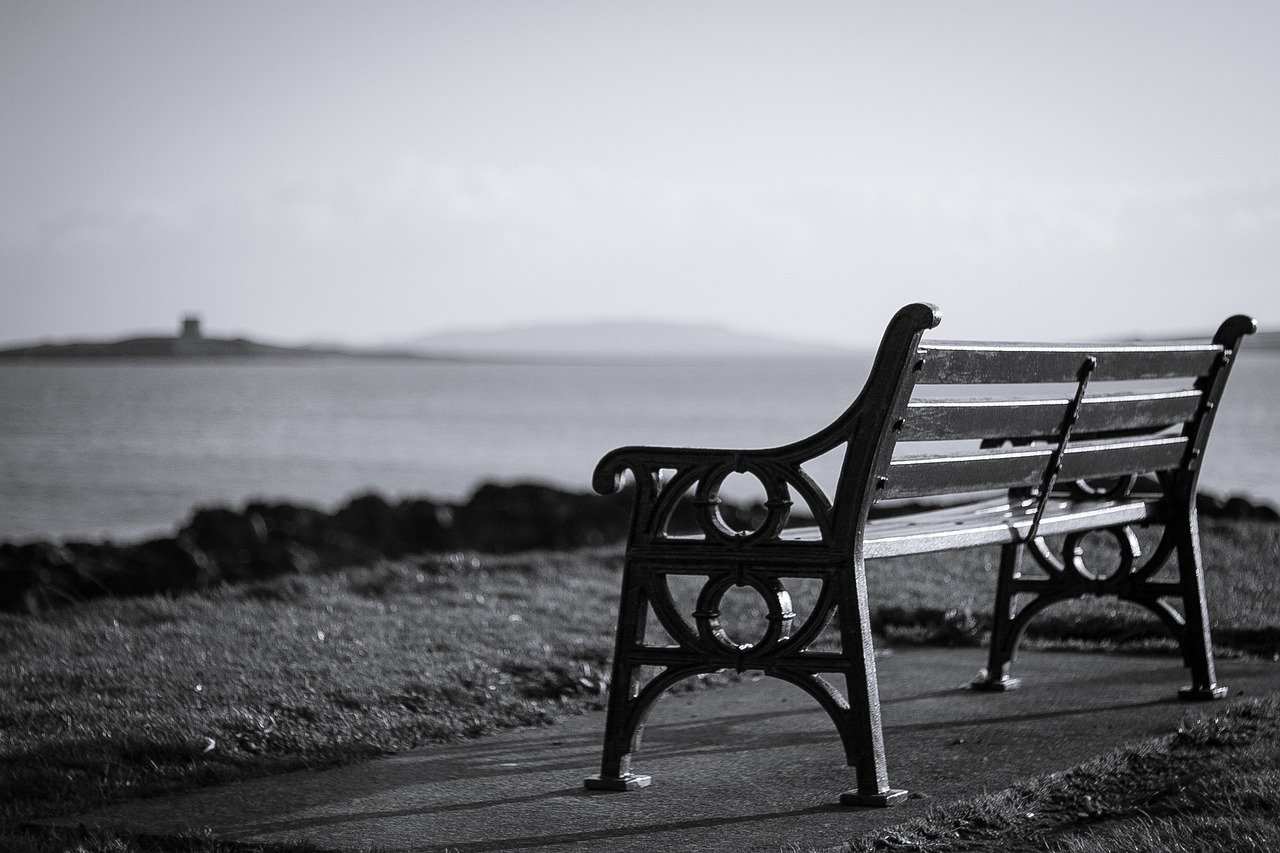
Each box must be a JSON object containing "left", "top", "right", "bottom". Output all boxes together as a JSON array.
[
  {"left": 2, "top": 550, "right": 623, "bottom": 852},
  {"left": 842, "top": 695, "right": 1280, "bottom": 853},
  {"left": 1, "top": 519, "right": 1277, "bottom": 852}
]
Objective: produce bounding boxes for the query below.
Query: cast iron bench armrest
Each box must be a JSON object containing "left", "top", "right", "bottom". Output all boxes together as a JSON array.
[
  {"left": 593, "top": 444, "right": 775, "bottom": 495},
  {"left": 593, "top": 442, "right": 841, "bottom": 546}
]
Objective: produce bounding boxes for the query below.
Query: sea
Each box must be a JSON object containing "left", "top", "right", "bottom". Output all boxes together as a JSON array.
[{"left": 2, "top": 351, "right": 1279, "bottom": 543}]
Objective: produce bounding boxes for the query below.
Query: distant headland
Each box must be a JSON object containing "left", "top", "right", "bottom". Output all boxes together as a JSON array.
[
  {"left": 1, "top": 315, "right": 1273, "bottom": 361},
  {"left": 0, "top": 315, "right": 432, "bottom": 361}
]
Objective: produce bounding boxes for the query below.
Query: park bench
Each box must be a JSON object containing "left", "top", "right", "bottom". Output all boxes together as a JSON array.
[{"left": 583, "top": 302, "right": 1255, "bottom": 806}]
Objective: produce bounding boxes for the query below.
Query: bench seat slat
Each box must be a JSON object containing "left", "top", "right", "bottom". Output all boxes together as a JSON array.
[
  {"left": 862, "top": 495, "right": 1164, "bottom": 559},
  {"left": 917, "top": 342, "right": 1220, "bottom": 385},
  {"left": 884, "top": 436, "right": 1188, "bottom": 499},
  {"left": 901, "top": 390, "right": 1203, "bottom": 441}
]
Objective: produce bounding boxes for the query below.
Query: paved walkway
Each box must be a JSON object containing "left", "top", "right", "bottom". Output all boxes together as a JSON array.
[{"left": 53, "top": 648, "right": 1280, "bottom": 852}]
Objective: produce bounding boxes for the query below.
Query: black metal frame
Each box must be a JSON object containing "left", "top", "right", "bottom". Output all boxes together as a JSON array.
[{"left": 584, "top": 303, "right": 1255, "bottom": 805}]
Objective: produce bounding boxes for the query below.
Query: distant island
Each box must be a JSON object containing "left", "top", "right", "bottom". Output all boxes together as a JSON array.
[
  {"left": 0, "top": 316, "right": 431, "bottom": 361},
  {"left": 0, "top": 316, "right": 855, "bottom": 361}
]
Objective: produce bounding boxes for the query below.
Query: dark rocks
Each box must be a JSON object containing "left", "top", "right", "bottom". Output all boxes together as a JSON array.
[
  {"left": 0, "top": 542, "right": 94, "bottom": 613},
  {"left": 332, "top": 493, "right": 452, "bottom": 557},
  {"left": 2, "top": 485, "right": 1275, "bottom": 613},
  {"left": 0, "top": 481, "right": 636, "bottom": 612},
  {"left": 1197, "top": 492, "right": 1280, "bottom": 523},
  {"left": 112, "top": 536, "right": 220, "bottom": 596},
  {"left": 450, "top": 483, "right": 632, "bottom": 553}
]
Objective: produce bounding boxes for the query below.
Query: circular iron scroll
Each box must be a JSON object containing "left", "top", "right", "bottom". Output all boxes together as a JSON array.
[
  {"left": 1062, "top": 525, "right": 1142, "bottom": 592},
  {"left": 1069, "top": 475, "right": 1139, "bottom": 501},
  {"left": 693, "top": 574, "right": 795, "bottom": 663},
  {"left": 694, "top": 464, "right": 793, "bottom": 544}
]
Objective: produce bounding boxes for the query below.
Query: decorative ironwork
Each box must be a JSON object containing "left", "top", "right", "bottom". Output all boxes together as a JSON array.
[{"left": 976, "top": 507, "right": 1227, "bottom": 699}]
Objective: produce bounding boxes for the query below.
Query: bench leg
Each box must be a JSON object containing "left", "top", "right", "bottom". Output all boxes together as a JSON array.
[
  {"left": 972, "top": 543, "right": 1024, "bottom": 692},
  {"left": 1172, "top": 511, "right": 1228, "bottom": 701},
  {"left": 586, "top": 555, "right": 909, "bottom": 805},
  {"left": 833, "top": 561, "right": 908, "bottom": 807},
  {"left": 835, "top": 674, "right": 908, "bottom": 807},
  {"left": 584, "top": 563, "right": 654, "bottom": 791},
  {"left": 582, "top": 660, "right": 652, "bottom": 790}
]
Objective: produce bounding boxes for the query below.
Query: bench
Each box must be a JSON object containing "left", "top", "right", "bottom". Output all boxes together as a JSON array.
[{"left": 582, "top": 302, "right": 1256, "bottom": 806}]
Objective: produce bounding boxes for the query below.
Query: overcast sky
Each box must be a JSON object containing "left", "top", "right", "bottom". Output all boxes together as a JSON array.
[{"left": 2, "top": 1, "right": 1277, "bottom": 348}]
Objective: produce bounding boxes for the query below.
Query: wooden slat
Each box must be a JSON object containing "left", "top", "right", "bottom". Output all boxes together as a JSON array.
[
  {"left": 884, "top": 447, "right": 1050, "bottom": 498},
  {"left": 901, "top": 390, "right": 1203, "bottom": 441},
  {"left": 1059, "top": 436, "right": 1189, "bottom": 482},
  {"left": 864, "top": 496, "right": 1164, "bottom": 558},
  {"left": 883, "top": 436, "right": 1188, "bottom": 499},
  {"left": 1077, "top": 391, "right": 1202, "bottom": 435},
  {"left": 916, "top": 342, "right": 1221, "bottom": 385}
]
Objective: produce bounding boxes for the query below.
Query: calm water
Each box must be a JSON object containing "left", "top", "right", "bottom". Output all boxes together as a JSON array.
[{"left": 2, "top": 352, "right": 1278, "bottom": 542}]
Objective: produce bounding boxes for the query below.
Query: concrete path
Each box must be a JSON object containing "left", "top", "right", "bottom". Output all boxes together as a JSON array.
[{"left": 52, "top": 648, "right": 1280, "bottom": 852}]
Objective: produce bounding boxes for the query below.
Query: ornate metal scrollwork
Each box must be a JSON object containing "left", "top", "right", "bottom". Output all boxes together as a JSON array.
[
  {"left": 1026, "top": 524, "right": 1144, "bottom": 588},
  {"left": 997, "top": 516, "right": 1191, "bottom": 669},
  {"left": 693, "top": 574, "right": 795, "bottom": 669},
  {"left": 691, "top": 463, "right": 794, "bottom": 543},
  {"left": 1061, "top": 526, "right": 1141, "bottom": 591},
  {"left": 1066, "top": 475, "right": 1139, "bottom": 501},
  {"left": 643, "top": 569, "right": 841, "bottom": 671},
  {"left": 632, "top": 454, "right": 838, "bottom": 546}
]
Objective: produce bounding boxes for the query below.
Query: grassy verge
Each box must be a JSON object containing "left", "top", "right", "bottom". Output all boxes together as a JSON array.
[
  {"left": 843, "top": 695, "right": 1280, "bottom": 853},
  {"left": 2, "top": 550, "right": 624, "bottom": 852},
  {"left": 2, "top": 520, "right": 1277, "bottom": 852}
]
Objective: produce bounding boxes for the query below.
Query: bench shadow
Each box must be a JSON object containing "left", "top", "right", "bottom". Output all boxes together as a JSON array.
[
  {"left": 125, "top": 687, "right": 1177, "bottom": 848},
  {"left": 222, "top": 787, "right": 848, "bottom": 851}
]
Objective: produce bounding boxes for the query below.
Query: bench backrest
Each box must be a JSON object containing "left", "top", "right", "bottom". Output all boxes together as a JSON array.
[
  {"left": 850, "top": 304, "right": 1256, "bottom": 521},
  {"left": 590, "top": 302, "right": 1254, "bottom": 550}
]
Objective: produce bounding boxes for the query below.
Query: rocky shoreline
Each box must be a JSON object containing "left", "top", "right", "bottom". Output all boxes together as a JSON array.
[{"left": 2, "top": 483, "right": 1276, "bottom": 613}]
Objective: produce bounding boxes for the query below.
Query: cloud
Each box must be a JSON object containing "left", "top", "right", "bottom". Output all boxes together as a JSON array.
[
  {"left": 10, "top": 161, "right": 1279, "bottom": 261},
  {"left": 14, "top": 200, "right": 191, "bottom": 251},
  {"left": 336, "top": 164, "right": 1280, "bottom": 262}
]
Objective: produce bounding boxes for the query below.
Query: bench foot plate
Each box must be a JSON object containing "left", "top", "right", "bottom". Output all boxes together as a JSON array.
[
  {"left": 840, "top": 788, "right": 909, "bottom": 808},
  {"left": 970, "top": 672, "right": 1022, "bottom": 692},
  {"left": 1179, "top": 683, "right": 1228, "bottom": 701},
  {"left": 584, "top": 773, "right": 652, "bottom": 791}
]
